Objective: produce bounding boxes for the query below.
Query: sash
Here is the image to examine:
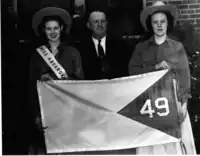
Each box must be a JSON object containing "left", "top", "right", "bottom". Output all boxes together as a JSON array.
[{"left": 36, "top": 45, "right": 68, "bottom": 79}]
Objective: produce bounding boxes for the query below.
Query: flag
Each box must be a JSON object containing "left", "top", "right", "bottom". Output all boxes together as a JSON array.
[{"left": 37, "top": 69, "right": 181, "bottom": 154}]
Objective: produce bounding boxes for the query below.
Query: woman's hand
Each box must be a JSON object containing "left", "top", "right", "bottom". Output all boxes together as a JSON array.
[
  {"left": 177, "top": 101, "right": 188, "bottom": 124},
  {"left": 35, "top": 116, "right": 43, "bottom": 131},
  {"left": 155, "top": 60, "right": 171, "bottom": 70},
  {"left": 35, "top": 116, "right": 48, "bottom": 132},
  {"left": 41, "top": 73, "right": 53, "bottom": 81}
]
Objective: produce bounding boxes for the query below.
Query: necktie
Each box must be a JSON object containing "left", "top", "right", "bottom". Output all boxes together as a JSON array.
[{"left": 98, "top": 40, "right": 104, "bottom": 58}]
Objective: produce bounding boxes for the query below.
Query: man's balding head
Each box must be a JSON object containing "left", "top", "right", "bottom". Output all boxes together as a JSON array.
[
  {"left": 87, "top": 11, "right": 107, "bottom": 39},
  {"left": 88, "top": 11, "right": 106, "bottom": 22}
]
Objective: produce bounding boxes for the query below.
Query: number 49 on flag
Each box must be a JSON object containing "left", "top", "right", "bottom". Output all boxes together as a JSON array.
[{"left": 140, "top": 97, "right": 170, "bottom": 118}]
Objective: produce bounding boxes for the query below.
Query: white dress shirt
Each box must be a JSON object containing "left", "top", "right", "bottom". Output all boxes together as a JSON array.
[{"left": 92, "top": 36, "right": 106, "bottom": 56}]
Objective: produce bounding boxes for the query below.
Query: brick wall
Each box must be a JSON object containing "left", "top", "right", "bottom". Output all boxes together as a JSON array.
[{"left": 146, "top": 0, "right": 200, "bottom": 33}]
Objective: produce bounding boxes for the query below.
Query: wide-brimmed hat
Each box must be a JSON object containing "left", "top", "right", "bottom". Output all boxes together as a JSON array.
[
  {"left": 140, "top": 1, "right": 177, "bottom": 31},
  {"left": 32, "top": 7, "right": 72, "bottom": 36}
]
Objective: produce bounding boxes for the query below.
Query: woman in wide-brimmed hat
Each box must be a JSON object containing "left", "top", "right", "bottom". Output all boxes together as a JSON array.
[
  {"left": 30, "top": 7, "right": 84, "bottom": 81},
  {"left": 128, "top": 1, "right": 191, "bottom": 124},
  {"left": 28, "top": 7, "right": 84, "bottom": 154},
  {"left": 128, "top": 1, "right": 196, "bottom": 154}
]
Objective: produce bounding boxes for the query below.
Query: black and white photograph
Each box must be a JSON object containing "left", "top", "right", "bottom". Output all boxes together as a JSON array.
[{"left": 2, "top": 0, "right": 200, "bottom": 154}]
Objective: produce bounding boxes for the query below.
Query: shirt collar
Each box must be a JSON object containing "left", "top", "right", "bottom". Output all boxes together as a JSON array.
[
  {"left": 92, "top": 36, "right": 106, "bottom": 44},
  {"left": 46, "top": 41, "right": 65, "bottom": 50},
  {"left": 148, "top": 36, "right": 170, "bottom": 46},
  {"left": 46, "top": 42, "right": 66, "bottom": 58}
]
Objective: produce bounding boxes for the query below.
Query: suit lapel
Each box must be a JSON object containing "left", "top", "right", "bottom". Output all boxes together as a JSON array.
[
  {"left": 105, "top": 37, "right": 112, "bottom": 59},
  {"left": 89, "top": 38, "right": 98, "bottom": 58}
]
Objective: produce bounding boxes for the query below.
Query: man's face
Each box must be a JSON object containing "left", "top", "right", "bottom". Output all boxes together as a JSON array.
[
  {"left": 88, "top": 11, "right": 107, "bottom": 38},
  {"left": 44, "top": 20, "right": 63, "bottom": 42},
  {"left": 151, "top": 12, "right": 168, "bottom": 37}
]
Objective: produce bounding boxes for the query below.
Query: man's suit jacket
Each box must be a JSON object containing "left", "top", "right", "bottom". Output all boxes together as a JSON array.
[{"left": 79, "top": 36, "right": 130, "bottom": 80}]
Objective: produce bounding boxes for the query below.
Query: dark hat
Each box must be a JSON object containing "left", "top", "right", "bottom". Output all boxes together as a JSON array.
[
  {"left": 140, "top": 1, "right": 177, "bottom": 31},
  {"left": 32, "top": 7, "right": 72, "bottom": 36}
]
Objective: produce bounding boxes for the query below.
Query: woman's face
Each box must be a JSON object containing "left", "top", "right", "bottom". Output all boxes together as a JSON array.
[
  {"left": 44, "top": 20, "right": 63, "bottom": 42},
  {"left": 151, "top": 12, "right": 168, "bottom": 37}
]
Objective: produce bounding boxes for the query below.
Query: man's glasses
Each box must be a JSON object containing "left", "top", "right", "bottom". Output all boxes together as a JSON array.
[{"left": 90, "top": 20, "right": 107, "bottom": 24}]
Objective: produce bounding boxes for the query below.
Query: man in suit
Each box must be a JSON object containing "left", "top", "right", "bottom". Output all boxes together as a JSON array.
[{"left": 79, "top": 10, "right": 129, "bottom": 80}]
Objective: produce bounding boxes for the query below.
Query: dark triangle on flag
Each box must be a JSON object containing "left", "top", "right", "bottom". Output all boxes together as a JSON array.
[{"left": 118, "top": 71, "right": 180, "bottom": 138}]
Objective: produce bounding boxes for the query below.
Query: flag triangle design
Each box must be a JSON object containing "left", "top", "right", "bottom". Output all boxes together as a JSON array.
[{"left": 37, "top": 70, "right": 180, "bottom": 154}]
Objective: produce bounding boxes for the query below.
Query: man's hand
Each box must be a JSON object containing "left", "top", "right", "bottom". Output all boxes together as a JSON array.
[
  {"left": 155, "top": 60, "right": 171, "bottom": 70},
  {"left": 41, "top": 73, "right": 53, "bottom": 81}
]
